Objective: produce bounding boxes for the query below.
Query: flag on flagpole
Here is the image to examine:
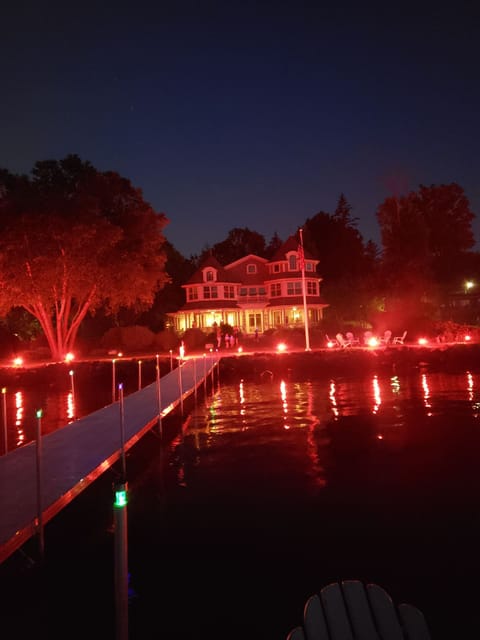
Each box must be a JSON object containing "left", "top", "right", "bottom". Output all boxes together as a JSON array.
[{"left": 298, "top": 234, "right": 305, "bottom": 271}]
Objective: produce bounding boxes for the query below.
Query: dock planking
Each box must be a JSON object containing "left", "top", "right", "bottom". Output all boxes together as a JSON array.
[{"left": 0, "top": 355, "right": 219, "bottom": 563}]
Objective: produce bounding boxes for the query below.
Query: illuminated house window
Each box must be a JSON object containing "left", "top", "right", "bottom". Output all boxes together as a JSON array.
[
  {"left": 187, "top": 287, "right": 199, "bottom": 301},
  {"left": 271, "top": 283, "right": 281, "bottom": 297},
  {"left": 247, "top": 264, "right": 257, "bottom": 274},
  {"left": 287, "top": 282, "right": 302, "bottom": 295},
  {"left": 203, "top": 286, "right": 218, "bottom": 299}
]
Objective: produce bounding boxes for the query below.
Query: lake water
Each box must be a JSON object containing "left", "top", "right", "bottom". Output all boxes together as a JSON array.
[{"left": 1, "top": 360, "right": 480, "bottom": 639}]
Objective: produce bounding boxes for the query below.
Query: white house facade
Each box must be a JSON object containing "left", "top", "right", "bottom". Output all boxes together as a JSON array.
[{"left": 168, "top": 235, "right": 328, "bottom": 335}]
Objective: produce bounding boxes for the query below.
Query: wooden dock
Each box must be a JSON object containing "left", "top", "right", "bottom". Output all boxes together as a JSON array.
[{"left": 0, "top": 354, "right": 220, "bottom": 564}]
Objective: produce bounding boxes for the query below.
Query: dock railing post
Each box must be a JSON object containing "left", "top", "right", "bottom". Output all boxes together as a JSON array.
[
  {"left": 118, "top": 383, "right": 126, "bottom": 481},
  {"left": 35, "top": 408, "right": 45, "bottom": 562},
  {"left": 113, "top": 481, "right": 129, "bottom": 640},
  {"left": 178, "top": 358, "right": 184, "bottom": 416},
  {"left": 112, "top": 359, "right": 116, "bottom": 404},
  {"left": 193, "top": 356, "right": 197, "bottom": 402},
  {"left": 2, "top": 387, "right": 7, "bottom": 455},
  {"left": 155, "top": 354, "right": 162, "bottom": 438},
  {"left": 203, "top": 353, "right": 207, "bottom": 395}
]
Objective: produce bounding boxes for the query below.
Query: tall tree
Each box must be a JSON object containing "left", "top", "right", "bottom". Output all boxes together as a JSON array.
[
  {"left": 0, "top": 155, "right": 169, "bottom": 360},
  {"left": 303, "top": 197, "right": 380, "bottom": 324},
  {"left": 377, "top": 183, "right": 475, "bottom": 289},
  {"left": 198, "top": 227, "right": 267, "bottom": 264}
]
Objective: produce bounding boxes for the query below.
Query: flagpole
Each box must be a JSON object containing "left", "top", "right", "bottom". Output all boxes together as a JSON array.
[{"left": 299, "top": 228, "right": 311, "bottom": 351}]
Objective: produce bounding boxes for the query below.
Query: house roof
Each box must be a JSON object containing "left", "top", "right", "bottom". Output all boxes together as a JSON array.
[{"left": 184, "top": 255, "right": 241, "bottom": 285}]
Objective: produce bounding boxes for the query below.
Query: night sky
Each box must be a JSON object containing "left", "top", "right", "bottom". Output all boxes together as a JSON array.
[{"left": 2, "top": 0, "right": 479, "bottom": 258}]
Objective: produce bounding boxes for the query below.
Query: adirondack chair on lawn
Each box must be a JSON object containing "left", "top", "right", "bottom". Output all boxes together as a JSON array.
[
  {"left": 392, "top": 331, "right": 407, "bottom": 345},
  {"left": 286, "top": 580, "right": 431, "bottom": 640}
]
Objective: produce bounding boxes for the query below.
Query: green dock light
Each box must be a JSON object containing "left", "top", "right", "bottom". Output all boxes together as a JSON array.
[
  {"left": 36, "top": 409, "right": 43, "bottom": 419},
  {"left": 114, "top": 486, "right": 128, "bottom": 508}
]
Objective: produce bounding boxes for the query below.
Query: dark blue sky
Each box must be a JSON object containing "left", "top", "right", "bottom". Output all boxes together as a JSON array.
[{"left": 2, "top": 0, "right": 479, "bottom": 257}]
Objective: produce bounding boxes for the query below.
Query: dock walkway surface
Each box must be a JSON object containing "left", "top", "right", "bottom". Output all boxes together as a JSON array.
[{"left": 0, "top": 354, "right": 220, "bottom": 564}]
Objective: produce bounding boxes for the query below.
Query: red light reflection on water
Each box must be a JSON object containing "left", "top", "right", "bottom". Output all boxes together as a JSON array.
[
  {"left": 372, "top": 375, "right": 381, "bottom": 414},
  {"left": 279, "top": 379, "right": 288, "bottom": 428},
  {"left": 329, "top": 380, "right": 339, "bottom": 418},
  {"left": 15, "top": 391, "right": 24, "bottom": 447},
  {"left": 422, "top": 373, "right": 432, "bottom": 415}
]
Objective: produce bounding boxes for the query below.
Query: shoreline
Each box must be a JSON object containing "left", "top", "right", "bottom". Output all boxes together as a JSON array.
[{"left": 2, "top": 341, "right": 480, "bottom": 381}]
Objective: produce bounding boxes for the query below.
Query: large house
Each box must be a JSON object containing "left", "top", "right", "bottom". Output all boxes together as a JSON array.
[{"left": 168, "top": 235, "right": 328, "bottom": 335}]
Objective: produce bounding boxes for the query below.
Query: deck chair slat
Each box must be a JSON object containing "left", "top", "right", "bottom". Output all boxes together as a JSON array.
[
  {"left": 286, "top": 626, "right": 306, "bottom": 640},
  {"left": 341, "top": 580, "right": 381, "bottom": 640},
  {"left": 366, "top": 584, "right": 404, "bottom": 640},
  {"left": 397, "top": 603, "right": 431, "bottom": 640},
  {"left": 320, "top": 583, "right": 354, "bottom": 640},
  {"left": 303, "top": 594, "right": 330, "bottom": 640}
]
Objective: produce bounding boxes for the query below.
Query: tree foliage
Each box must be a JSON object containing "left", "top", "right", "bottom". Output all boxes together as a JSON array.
[
  {"left": 198, "top": 227, "right": 268, "bottom": 265},
  {"left": 302, "top": 195, "right": 379, "bottom": 323},
  {"left": 0, "top": 155, "right": 169, "bottom": 360},
  {"left": 377, "top": 183, "right": 475, "bottom": 292}
]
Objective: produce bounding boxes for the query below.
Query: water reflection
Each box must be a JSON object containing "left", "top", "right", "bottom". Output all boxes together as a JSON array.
[
  {"left": 15, "top": 391, "right": 24, "bottom": 447},
  {"left": 3, "top": 367, "right": 480, "bottom": 458}
]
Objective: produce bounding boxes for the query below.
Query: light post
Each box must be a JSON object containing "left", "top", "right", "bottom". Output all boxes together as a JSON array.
[{"left": 465, "top": 280, "right": 474, "bottom": 294}]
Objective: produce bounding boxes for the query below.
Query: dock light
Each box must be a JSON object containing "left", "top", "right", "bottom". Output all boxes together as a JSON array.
[
  {"left": 65, "top": 352, "right": 75, "bottom": 363},
  {"left": 465, "top": 335, "right": 472, "bottom": 342},
  {"left": 12, "top": 357, "right": 23, "bottom": 368},
  {"left": 114, "top": 487, "right": 128, "bottom": 507},
  {"left": 368, "top": 337, "right": 379, "bottom": 348},
  {"left": 276, "top": 342, "right": 287, "bottom": 353},
  {"left": 237, "top": 346, "right": 243, "bottom": 353},
  {"left": 327, "top": 340, "right": 336, "bottom": 349},
  {"left": 418, "top": 338, "right": 429, "bottom": 345},
  {"left": 36, "top": 409, "right": 43, "bottom": 419},
  {"left": 1, "top": 387, "right": 5, "bottom": 394}
]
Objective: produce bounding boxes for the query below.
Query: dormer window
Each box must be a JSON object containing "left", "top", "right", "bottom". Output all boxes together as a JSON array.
[
  {"left": 205, "top": 269, "right": 215, "bottom": 282},
  {"left": 246, "top": 264, "right": 257, "bottom": 274},
  {"left": 288, "top": 255, "right": 297, "bottom": 271}
]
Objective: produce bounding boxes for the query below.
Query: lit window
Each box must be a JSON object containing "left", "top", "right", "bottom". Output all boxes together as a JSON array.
[
  {"left": 271, "top": 283, "right": 281, "bottom": 297},
  {"left": 287, "top": 282, "right": 302, "bottom": 295},
  {"left": 203, "top": 286, "right": 218, "bottom": 299}
]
